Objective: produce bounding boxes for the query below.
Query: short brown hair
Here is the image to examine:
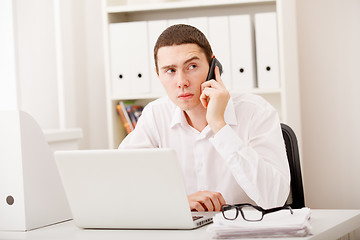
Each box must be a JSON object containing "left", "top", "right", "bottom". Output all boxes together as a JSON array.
[{"left": 154, "top": 24, "right": 213, "bottom": 73}]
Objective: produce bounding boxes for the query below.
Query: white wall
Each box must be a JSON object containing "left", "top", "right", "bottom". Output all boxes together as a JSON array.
[
  {"left": 0, "top": 0, "right": 61, "bottom": 127},
  {"left": 0, "top": 0, "right": 108, "bottom": 150},
  {"left": 0, "top": 0, "right": 19, "bottom": 110},
  {"left": 296, "top": 0, "right": 360, "bottom": 209},
  {"left": 59, "top": 0, "right": 108, "bottom": 149},
  {"left": 1, "top": 0, "right": 71, "bottom": 129},
  {"left": 15, "top": 0, "right": 61, "bottom": 129},
  {"left": 80, "top": 0, "right": 109, "bottom": 149}
]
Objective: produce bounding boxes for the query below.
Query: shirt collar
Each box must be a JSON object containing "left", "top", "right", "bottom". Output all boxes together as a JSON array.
[
  {"left": 170, "top": 105, "right": 187, "bottom": 128},
  {"left": 169, "top": 97, "right": 238, "bottom": 129}
]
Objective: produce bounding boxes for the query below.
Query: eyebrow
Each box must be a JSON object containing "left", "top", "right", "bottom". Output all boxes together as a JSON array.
[
  {"left": 160, "top": 64, "right": 176, "bottom": 71},
  {"left": 184, "top": 56, "right": 201, "bottom": 65},
  {"left": 160, "top": 56, "right": 201, "bottom": 71}
]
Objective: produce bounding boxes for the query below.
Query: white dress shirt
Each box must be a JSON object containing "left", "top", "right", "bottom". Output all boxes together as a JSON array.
[{"left": 119, "top": 92, "right": 290, "bottom": 209}]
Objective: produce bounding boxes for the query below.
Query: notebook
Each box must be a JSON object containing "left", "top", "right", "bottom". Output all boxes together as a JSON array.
[{"left": 54, "top": 148, "right": 214, "bottom": 229}]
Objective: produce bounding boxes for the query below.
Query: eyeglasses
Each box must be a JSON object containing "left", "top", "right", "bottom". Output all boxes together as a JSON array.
[{"left": 221, "top": 203, "right": 293, "bottom": 222}]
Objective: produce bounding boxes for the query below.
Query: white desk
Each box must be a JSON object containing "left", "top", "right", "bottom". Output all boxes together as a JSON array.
[{"left": 1, "top": 210, "right": 359, "bottom": 240}]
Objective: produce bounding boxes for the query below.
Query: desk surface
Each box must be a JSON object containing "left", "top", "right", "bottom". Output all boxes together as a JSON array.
[{"left": 1, "top": 209, "right": 360, "bottom": 240}]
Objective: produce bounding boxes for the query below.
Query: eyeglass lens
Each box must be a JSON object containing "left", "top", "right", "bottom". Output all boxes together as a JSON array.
[
  {"left": 223, "top": 205, "right": 263, "bottom": 221},
  {"left": 240, "top": 205, "right": 263, "bottom": 221},
  {"left": 223, "top": 206, "right": 238, "bottom": 220}
]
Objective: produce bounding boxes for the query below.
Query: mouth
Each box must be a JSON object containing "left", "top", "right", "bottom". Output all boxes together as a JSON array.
[{"left": 178, "top": 92, "right": 194, "bottom": 100}]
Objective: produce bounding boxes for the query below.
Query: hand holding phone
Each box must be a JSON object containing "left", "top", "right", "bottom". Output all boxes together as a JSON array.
[
  {"left": 201, "top": 56, "right": 228, "bottom": 133},
  {"left": 205, "top": 57, "right": 223, "bottom": 81}
]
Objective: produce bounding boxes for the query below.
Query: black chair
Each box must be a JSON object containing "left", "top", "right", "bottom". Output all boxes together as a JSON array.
[{"left": 281, "top": 123, "right": 305, "bottom": 209}]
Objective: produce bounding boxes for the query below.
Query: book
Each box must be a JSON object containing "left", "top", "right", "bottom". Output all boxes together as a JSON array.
[
  {"left": 116, "top": 101, "right": 144, "bottom": 134},
  {"left": 126, "top": 106, "right": 138, "bottom": 128},
  {"left": 131, "top": 105, "right": 144, "bottom": 121},
  {"left": 116, "top": 101, "right": 134, "bottom": 134}
]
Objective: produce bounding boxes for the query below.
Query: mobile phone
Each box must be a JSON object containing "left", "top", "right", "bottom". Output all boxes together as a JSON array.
[{"left": 205, "top": 57, "right": 223, "bottom": 81}]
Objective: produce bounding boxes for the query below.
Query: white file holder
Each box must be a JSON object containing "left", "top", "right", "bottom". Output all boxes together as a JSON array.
[
  {"left": 208, "top": 16, "right": 232, "bottom": 88},
  {"left": 109, "top": 21, "right": 150, "bottom": 99},
  {"left": 148, "top": 19, "right": 168, "bottom": 96},
  {"left": 229, "top": 14, "right": 256, "bottom": 91},
  {"left": 188, "top": 17, "right": 209, "bottom": 38},
  {"left": 0, "top": 111, "right": 71, "bottom": 231},
  {"left": 254, "top": 12, "right": 280, "bottom": 89},
  {"left": 168, "top": 18, "right": 188, "bottom": 26}
]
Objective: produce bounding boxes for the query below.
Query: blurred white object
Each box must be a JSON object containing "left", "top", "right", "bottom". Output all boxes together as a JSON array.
[
  {"left": 44, "top": 128, "right": 82, "bottom": 151},
  {"left": 0, "top": 111, "right": 77, "bottom": 231}
]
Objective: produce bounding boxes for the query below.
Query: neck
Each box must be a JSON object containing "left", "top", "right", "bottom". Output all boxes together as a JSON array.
[{"left": 184, "top": 104, "right": 208, "bottom": 132}]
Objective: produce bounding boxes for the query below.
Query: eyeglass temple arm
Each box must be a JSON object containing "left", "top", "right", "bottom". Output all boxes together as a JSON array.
[{"left": 264, "top": 206, "right": 294, "bottom": 215}]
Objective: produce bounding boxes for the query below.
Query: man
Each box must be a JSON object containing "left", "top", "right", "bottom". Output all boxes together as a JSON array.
[{"left": 119, "top": 24, "right": 290, "bottom": 211}]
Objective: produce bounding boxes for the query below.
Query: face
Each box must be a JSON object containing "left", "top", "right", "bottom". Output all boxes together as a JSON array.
[{"left": 156, "top": 43, "right": 210, "bottom": 112}]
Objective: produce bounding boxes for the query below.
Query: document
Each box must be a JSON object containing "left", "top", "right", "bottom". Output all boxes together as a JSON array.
[{"left": 207, "top": 207, "right": 312, "bottom": 239}]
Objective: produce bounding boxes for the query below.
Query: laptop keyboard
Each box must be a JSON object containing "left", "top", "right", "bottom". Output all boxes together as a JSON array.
[{"left": 192, "top": 216, "right": 203, "bottom": 221}]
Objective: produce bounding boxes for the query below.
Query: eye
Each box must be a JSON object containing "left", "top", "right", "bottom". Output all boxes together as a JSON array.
[
  {"left": 166, "top": 68, "right": 175, "bottom": 74},
  {"left": 188, "top": 64, "right": 197, "bottom": 70}
]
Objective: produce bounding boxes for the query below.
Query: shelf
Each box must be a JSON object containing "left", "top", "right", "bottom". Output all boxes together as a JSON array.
[
  {"left": 111, "top": 89, "right": 280, "bottom": 101},
  {"left": 250, "top": 88, "right": 281, "bottom": 94},
  {"left": 111, "top": 94, "right": 164, "bottom": 101},
  {"left": 103, "top": 0, "right": 301, "bottom": 148},
  {"left": 107, "top": 0, "right": 275, "bottom": 13}
]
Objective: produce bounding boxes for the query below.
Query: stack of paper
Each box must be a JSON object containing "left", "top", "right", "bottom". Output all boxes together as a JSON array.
[{"left": 207, "top": 207, "right": 312, "bottom": 239}]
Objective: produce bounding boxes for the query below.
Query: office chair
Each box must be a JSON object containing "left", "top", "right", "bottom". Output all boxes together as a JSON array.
[{"left": 281, "top": 123, "right": 305, "bottom": 209}]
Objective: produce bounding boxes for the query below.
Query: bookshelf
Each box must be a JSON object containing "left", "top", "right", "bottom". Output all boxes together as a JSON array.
[{"left": 101, "top": 0, "right": 301, "bottom": 149}]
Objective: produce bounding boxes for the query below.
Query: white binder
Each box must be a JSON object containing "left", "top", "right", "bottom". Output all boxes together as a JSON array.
[
  {"left": 109, "top": 22, "right": 130, "bottom": 98},
  {"left": 148, "top": 20, "right": 167, "bottom": 96},
  {"left": 188, "top": 17, "right": 209, "bottom": 39},
  {"left": 109, "top": 21, "right": 150, "bottom": 99},
  {"left": 254, "top": 12, "right": 280, "bottom": 89},
  {"left": 229, "top": 14, "right": 256, "bottom": 91},
  {"left": 208, "top": 16, "right": 231, "bottom": 88},
  {"left": 0, "top": 111, "right": 71, "bottom": 231},
  {"left": 168, "top": 18, "right": 188, "bottom": 26}
]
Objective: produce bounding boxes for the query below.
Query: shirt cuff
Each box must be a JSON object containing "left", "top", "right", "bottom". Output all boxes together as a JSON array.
[{"left": 209, "top": 124, "right": 245, "bottom": 160}]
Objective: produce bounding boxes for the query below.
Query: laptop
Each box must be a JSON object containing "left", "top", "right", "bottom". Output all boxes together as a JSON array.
[{"left": 54, "top": 148, "right": 214, "bottom": 229}]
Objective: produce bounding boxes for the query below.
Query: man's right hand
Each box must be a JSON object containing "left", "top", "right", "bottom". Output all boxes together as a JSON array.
[
  {"left": 200, "top": 66, "right": 230, "bottom": 134},
  {"left": 188, "top": 191, "right": 226, "bottom": 212}
]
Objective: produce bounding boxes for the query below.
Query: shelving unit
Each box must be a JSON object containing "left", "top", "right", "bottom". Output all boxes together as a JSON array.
[
  {"left": 107, "top": 0, "right": 275, "bottom": 13},
  {"left": 101, "top": 0, "right": 301, "bottom": 149}
]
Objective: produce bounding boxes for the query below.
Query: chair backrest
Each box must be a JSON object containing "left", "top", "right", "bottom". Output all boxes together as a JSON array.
[{"left": 281, "top": 123, "right": 305, "bottom": 209}]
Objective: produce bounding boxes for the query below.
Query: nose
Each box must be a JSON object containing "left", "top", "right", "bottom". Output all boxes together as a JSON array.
[{"left": 176, "top": 71, "right": 189, "bottom": 88}]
